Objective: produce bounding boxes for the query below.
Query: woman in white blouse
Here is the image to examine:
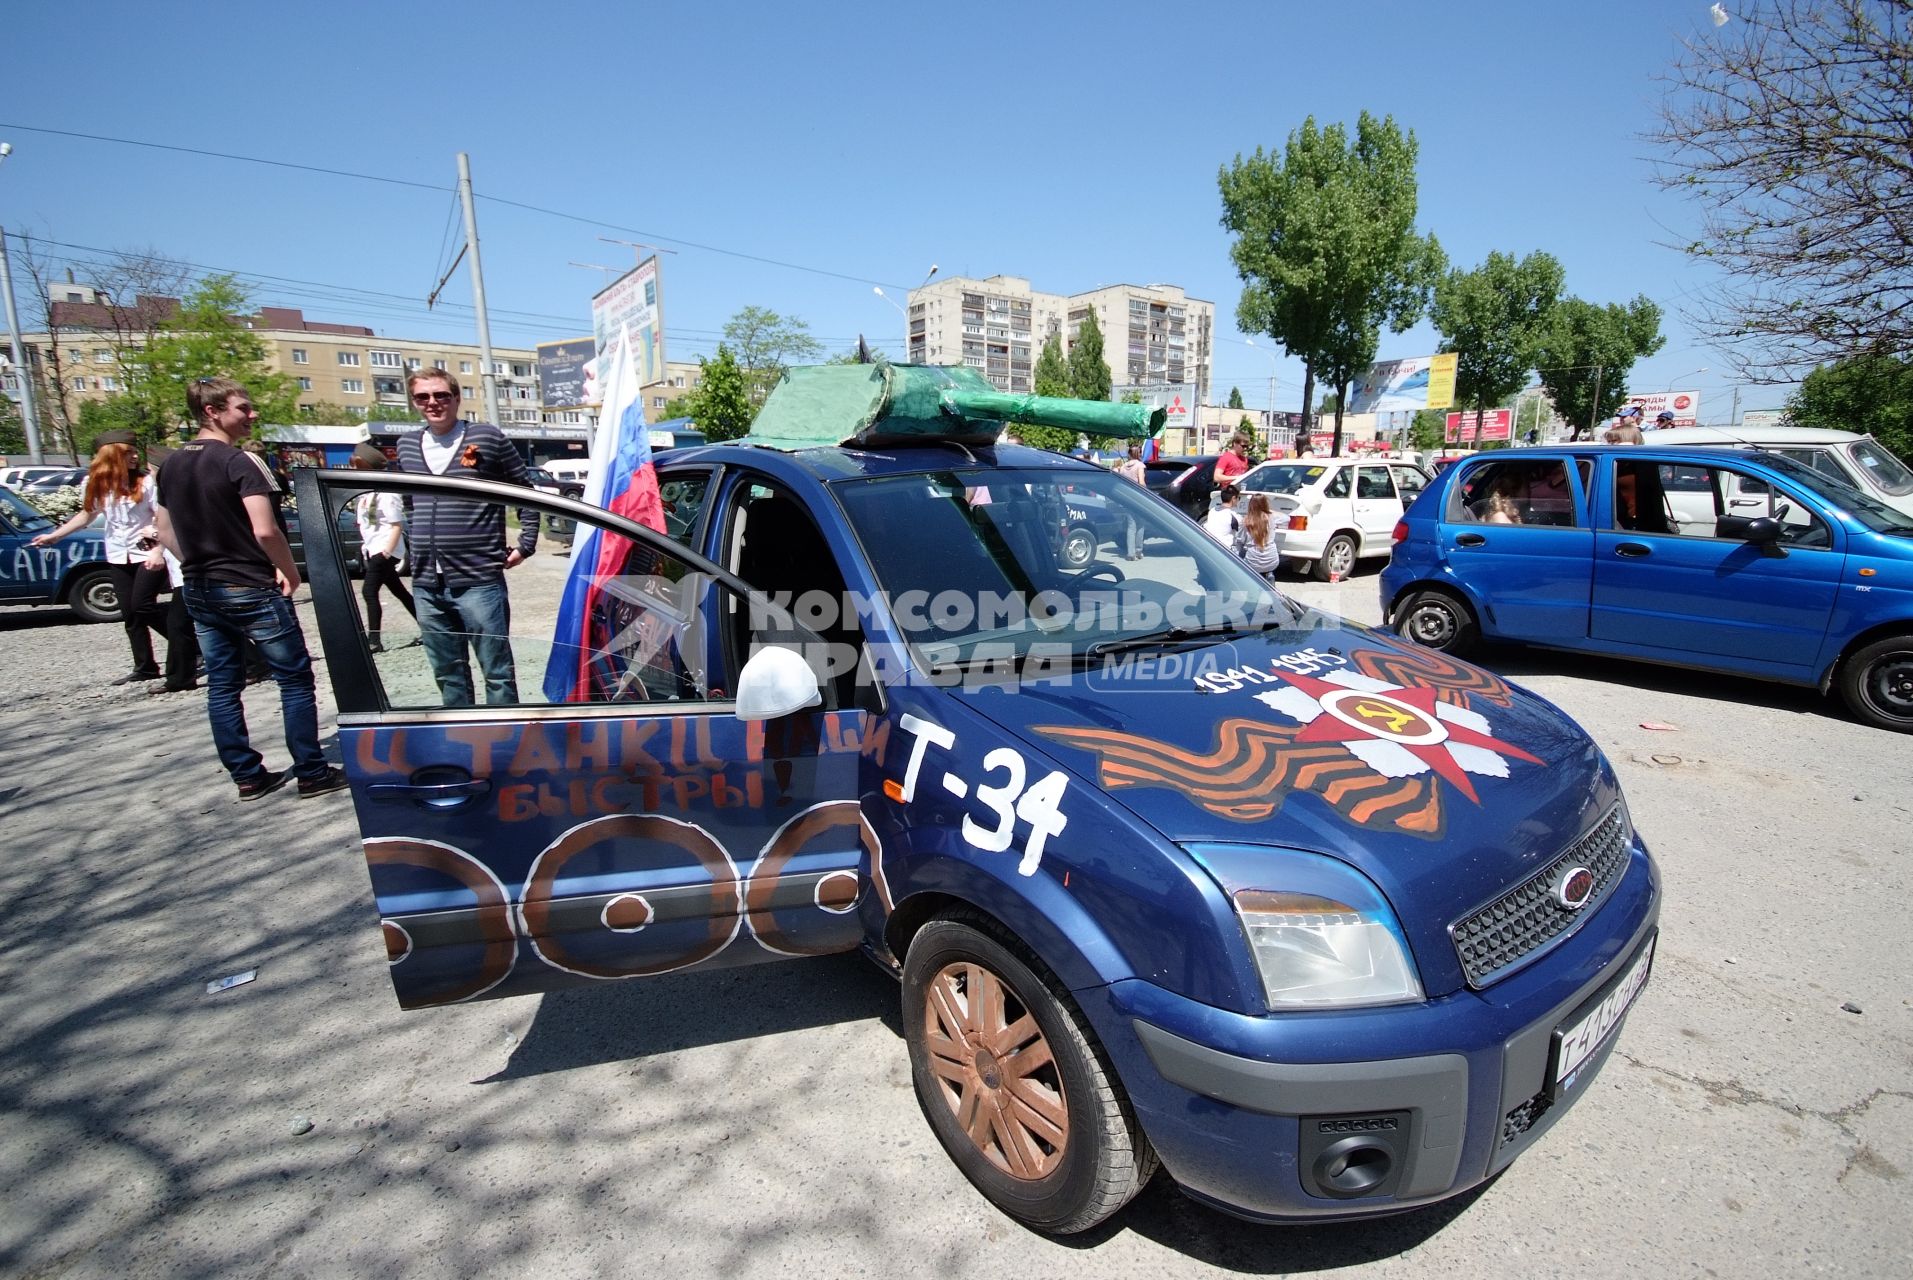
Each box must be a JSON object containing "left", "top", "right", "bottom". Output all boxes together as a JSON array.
[
  {"left": 350, "top": 443, "right": 416, "bottom": 652},
  {"left": 32, "top": 431, "right": 172, "bottom": 683}
]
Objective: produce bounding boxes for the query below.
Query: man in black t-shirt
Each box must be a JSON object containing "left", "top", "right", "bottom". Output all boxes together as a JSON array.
[{"left": 154, "top": 377, "right": 346, "bottom": 802}]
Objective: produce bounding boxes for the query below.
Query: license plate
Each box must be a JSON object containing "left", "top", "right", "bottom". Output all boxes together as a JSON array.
[{"left": 1549, "top": 934, "right": 1654, "bottom": 1097}]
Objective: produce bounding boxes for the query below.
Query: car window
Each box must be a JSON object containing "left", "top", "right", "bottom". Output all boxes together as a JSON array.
[
  {"left": 1453, "top": 458, "right": 1584, "bottom": 528},
  {"left": 1774, "top": 448, "right": 1847, "bottom": 485},
  {"left": 658, "top": 472, "right": 712, "bottom": 547},
  {"left": 1323, "top": 468, "right": 1352, "bottom": 499},
  {"left": 1391, "top": 465, "right": 1427, "bottom": 500},
  {"left": 1848, "top": 439, "right": 1913, "bottom": 496},
  {"left": 1239, "top": 463, "right": 1323, "bottom": 495},
  {"left": 1619, "top": 462, "right": 1830, "bottom": 547},
  {"left": 0, "top": 485, "right": 55, "bottom": 532},
  {"left": 328, "top": 485, "right": 757, "bottom": 711},
  {"left": 1355, "top": 466, "right": 1395, "bottom": 500}
]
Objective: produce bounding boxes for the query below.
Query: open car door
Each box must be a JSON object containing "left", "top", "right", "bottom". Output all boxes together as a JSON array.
[{"left": 294, "top": 469, "right": 876, "bottom": 1009}]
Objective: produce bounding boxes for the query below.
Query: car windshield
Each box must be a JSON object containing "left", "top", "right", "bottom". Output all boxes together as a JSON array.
[
  {"left": 1847, "top": 439, "right": 1913, "bottom": 497},
  {"left": 832, "top": 466, "right": 1298, "bottom": 670},
  {"left": 1760, "top": 452, "right": 1913, "bottom": 533},
  {"left": 1239, "top": 463, "right": 1329, "bottom": 495},
  {"left": 0, "top": 485, "right": 57, "bottom": 531}
]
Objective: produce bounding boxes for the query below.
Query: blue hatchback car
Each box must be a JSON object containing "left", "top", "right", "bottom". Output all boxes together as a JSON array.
[
  {"left": 296, "top": 365, "right": 1660, "bottom": 1232},
  {"left": 1381, "top": 445, "right": 1913, "bottom": 733}
]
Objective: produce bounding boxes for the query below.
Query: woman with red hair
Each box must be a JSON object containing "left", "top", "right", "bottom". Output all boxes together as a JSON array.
[{"left": 32, "top": 431, "right": 172, "bottom": 683}]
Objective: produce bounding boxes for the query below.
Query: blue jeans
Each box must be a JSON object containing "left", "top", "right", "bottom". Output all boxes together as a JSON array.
[
  {"left": 182, "top": 582, "right": 328, "bottom": 784},
  {"left": 414, "top": 575, "right": 517, "bottom": 706}
]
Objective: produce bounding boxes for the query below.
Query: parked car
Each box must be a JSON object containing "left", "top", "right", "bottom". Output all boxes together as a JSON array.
[
  {"left": 527, "top": 466, "right": 585, "bottom": 501},
  {"left": 1143, "top": 454, "right": 1221, "bottom": 518},
  {"left": 0, "top": 464, "right": 76, "bottom": 491},
  {"left": 292, "top": 362, "right": 1659, "bottom": 1234},
  {"left": 1382, "top": 445, "right": 1913, "bottom": 733},
  {"left": 1237, "top": 457, "right": 1432, "bottom": 580},
  {"left": 0, "top": 484, "right": 118, "bottom": 622},
  {"left": 19, "top": 468, "right": 87, "bottom": 496},
  {"left": 1644, "top": 424, "right": 1913, "bottom": 521}
]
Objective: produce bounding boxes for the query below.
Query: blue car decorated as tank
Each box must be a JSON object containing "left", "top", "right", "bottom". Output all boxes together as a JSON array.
[
  {"left": 0, "top": 484, "right": 118, "bottom": 623},
  {"left": 296, "top": 363, "right": 1659, "bottom": 1232}
]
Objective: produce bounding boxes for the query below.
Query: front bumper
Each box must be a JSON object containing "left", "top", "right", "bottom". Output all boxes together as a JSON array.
[{"left": 1080, "top": 841, "right": 1659, "bottom": 1221}]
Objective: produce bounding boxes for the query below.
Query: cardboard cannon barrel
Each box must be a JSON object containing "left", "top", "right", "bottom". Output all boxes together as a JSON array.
[{"left": 742, "top": 362, "right": 1166, "bottom": 450}]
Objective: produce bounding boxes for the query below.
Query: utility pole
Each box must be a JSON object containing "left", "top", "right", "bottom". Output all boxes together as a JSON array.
[
  {"left": 1586, "top": 365, "right": 1604, "bottom": 440},
  {"left": 456, "top": 153, "right": 502, "bottom": 430},
  {"left": 0, "top": 224, "right": 43, "bottom": 462}
]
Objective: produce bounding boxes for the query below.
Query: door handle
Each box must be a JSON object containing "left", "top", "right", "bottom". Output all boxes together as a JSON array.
[
  {"left": 368, "top": 779, "right": 493, "bottom": 806},
  {"left": 1455, "top": 532, "right": 1487, "bottom": 547},
  {"left": 1615, "top": 542, "right": 1652, "bottom": 558}
]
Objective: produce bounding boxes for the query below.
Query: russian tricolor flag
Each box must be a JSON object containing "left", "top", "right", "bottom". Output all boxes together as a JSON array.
[{"left": 542, "top": 325, "right": 667, "bottom": 702}]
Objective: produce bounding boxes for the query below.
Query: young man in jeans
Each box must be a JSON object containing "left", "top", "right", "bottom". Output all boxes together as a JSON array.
[
  {"left": 395, "top": 369, "right": 539, "bottom": 706},
  {"left": 154, "top": 377, "right": 347, "bottom": 801}
]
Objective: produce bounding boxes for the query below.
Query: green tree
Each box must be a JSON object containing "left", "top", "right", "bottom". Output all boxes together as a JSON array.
[
  {"left": 0, "top": 388, "right": 25, "bottom": 456},
  {"left": 1015, "top": 332, "right": 1078, "bottom": 453},
  {"left": 1227, "top": 386, "right": 1245, "bottom": 410},
  {"left": 723, "top": 306, "right": 824, "bottom": 402},
  {"left": 1238, "top": 414, "right": 1256, "bottom": 439},
  {"left": 1787, "top": 352, "right": 1913, "bottom": 463},
  {"left": 1410, "top": 407, "right": 1448, "bottom": 452},
  {"left": 1066, "top": 310, "right": 1112, "bottom": 403},
  {"left": 75, "top": 398, "right": 145, "bottom": 452},
  {"left": 659, "top": 394, "right": 698, "bottom": 421},
  {"left": 295, "top": 400, "right": 366, "bottom": 425},
  {"left": 1431, "top": 251, "right": 1565, "bottom": 445},
  {"left": 119, "top": 275, "right": 299, "bottom": 444},
  {"left": 1219, "top": 112, "right": 1443, "bottom": 453},
  {"left": 1532, "top": 296, "right": 1664, "bottom": 439},
  {"left": 683, "top": 345, "right": 755, "bottom": 442}
]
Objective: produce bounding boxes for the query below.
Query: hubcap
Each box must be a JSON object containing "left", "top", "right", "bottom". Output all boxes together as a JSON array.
[
  {"left": 1328, "top": 541, "right": 1355, "bottom": 575},
  {"left": 1409, "top": 604, "right": 1455, "bottom": 646},
  {"left": 1870, "top": 654, "right": 1913, "bottom": 715},
  {"left": 922, "top": 961, "right": 1067, "bottom": 1180}
]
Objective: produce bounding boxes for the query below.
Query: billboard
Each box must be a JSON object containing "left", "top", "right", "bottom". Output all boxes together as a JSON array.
[
  {"left": 537, "top": 338, "right": 595, "bottom": 410},
  {"left": 1446, "top": 409, "right": 1514, "bottom": 443},
  {"left": 587, "top": 257, "right": 665, "bottom": 404},
  {"left": 1347, "top": 353, "right": 1457, "bottom": 414},
  {"left": 1623, "top": 390, "right": 1702, "bottom": 428},
  {"left": 1114, "top": 383, "right": 1196, "bottom": 431}
]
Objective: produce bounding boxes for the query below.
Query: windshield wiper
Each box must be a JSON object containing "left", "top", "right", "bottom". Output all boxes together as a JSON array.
[{"left": 1087, "top": 618, "right": 1285, "bottom": 658}]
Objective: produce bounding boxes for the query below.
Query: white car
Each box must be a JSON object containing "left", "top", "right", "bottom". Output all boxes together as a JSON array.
[
  {"left": 0, "top": 465, "right": 73, "bottom": 491},
  {"left": 1645, "top": 425, "right": 1913, "bottom": 520},
  {"left": 1235, "top": 456, "right": 1431, "bottom": 580}
]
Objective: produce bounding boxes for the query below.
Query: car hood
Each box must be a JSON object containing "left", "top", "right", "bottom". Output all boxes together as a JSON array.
[{"left": 945, "top": 620, "right": 1619, "bottom": 992}]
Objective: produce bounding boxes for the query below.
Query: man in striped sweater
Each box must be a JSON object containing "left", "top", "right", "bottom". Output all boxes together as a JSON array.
[{"left": 396, "top": 369, "right": 540, "bottom": 706}]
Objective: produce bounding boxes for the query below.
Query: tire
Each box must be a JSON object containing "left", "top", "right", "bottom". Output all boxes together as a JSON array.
[
  {"left": 1838, "top": 634, "right": 1913, "bottom": 733},
  {"left": 1058, "top": 525, "right": 1096, "bottom": 571},
  {"left": 66, "top": 567, "right": 121, "bottom": 624},
  {"left": 1312, "top": 532, "right": 1359, "bottom": 582},
  {"left": 903, "top": 916, "right": 1157, "bottom": 1234},
  {"left": 1395, "top": 588, "right": 1480, "bottom": 658}
]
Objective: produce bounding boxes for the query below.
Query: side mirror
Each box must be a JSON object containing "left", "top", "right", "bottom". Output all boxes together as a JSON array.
[
  {"left": 733, "top": 646, "right": 822, "bottom": 722},
  {"left": 1715, "top": 513, "right": 1786, "bottom": 554}
]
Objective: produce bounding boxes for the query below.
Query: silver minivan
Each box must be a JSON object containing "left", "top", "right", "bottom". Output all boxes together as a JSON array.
[{"left": 1645, "top": 425, "right": 1913, "bottom": 519}]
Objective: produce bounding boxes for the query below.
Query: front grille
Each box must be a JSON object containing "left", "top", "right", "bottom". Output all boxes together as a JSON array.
[
  {"left": 1451, "top": 807, "right": 1630, "bottom": 989},
  {"left": 1502, "top": 1090, "right": 1552, "bottom": 1145}
]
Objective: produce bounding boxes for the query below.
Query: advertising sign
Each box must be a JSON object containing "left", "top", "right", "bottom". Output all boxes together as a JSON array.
[
  {"left": 1425, "top": 353, "right": 1457, "bottom": 410},
  {"left": 1740, "top": 408, "right": 1784, "bottom": 429},
  {"left": 1114, "top": 383, "right": 1196, "bottom": 431},
  {"left": 587, "top": 258, "right": 665, "bottom": 404},
  {"left": 1446, "top": 409, "right": 1514, "bottom": 443},
  {"left": 537, "top": 338, "right": 595, "bottom": 410},
  {"left": 1348, "top": 354, "right": 1451, "bottom": 414},
  {"left": 1623, "top": 390, "right": 1701, "bottom": 428}
]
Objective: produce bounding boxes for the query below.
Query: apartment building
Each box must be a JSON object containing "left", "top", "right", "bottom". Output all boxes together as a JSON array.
[{"left": 905, "top": 274, "right": 1213, "bottom": 403}]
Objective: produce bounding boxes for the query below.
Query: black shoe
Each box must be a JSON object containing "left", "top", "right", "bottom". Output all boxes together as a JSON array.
[
  {"left": 236, "top": 770, "right": 289, "bottom": 802},
  {"left": 296, "top": 766, "right": 349, "bottom": 799},
  {"left": 112, "top": 668, "right": 162, "bottom": 686},
  {"left": 150, "top": 681, "right": 199, "bottom": 694},
  {"left": 367, "top": 641, "right": 385, "bottom": 654}
]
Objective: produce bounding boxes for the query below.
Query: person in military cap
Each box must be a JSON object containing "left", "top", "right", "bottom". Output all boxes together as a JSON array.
[
  {"left": 349, "top": 442, "right": 415, "bottom": 652},
  {"left": 31, "top": 428, "right": 173, "bottom": 683}
]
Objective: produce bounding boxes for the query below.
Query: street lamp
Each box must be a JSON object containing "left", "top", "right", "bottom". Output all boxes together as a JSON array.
[
  {"left": 0, "top": 140, "right": 45, "bottom": 463},
  {"left": 872, "top": 286, "right": 906, "bottom": 359}
]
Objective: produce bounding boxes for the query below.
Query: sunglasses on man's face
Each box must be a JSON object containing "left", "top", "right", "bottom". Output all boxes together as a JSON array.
[{"left": 412, "top": 391, "right": 457, "bottom": 404}]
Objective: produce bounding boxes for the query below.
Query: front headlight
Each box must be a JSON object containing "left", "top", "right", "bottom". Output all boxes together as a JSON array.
[{"left": 1234, "top": 890, "right": 1423, "bottom": 1009}]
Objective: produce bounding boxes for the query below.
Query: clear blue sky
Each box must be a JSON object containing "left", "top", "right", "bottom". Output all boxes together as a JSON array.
[{"left": 0, "top": 0, "right": 1780, "bottom": 416}]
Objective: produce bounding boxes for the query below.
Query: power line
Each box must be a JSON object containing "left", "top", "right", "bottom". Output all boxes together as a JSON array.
[{"left": 0, "top": 120, "right": 912, "bottom": 291}]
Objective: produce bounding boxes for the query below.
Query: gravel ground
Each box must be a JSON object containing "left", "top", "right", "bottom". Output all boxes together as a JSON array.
[{"left": 0, "top": 558, "right": 1908, "bottom": 1279}]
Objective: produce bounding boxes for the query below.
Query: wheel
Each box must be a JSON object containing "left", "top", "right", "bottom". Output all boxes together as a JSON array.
[
  {"left": 1838, "top": 634, "right": 1913, "bottom": 733},
  {"left": 1058, "top": 525, "right": 1095, "bottom": 570},
  {"left": 903, "top": 917, "right": 1156, "bottom": 1234},
  {"left": 1312, "top": 533, "right": 1359, "bottom": 582},
  {"left": 1394, "top": 588, "right": 1480, "bottom": 658},
  {"left": 66, "top": 568, "right": 121, "bottom": 624}
]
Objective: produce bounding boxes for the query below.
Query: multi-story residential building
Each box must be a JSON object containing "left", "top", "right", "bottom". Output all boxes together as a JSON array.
[{"left": 906, "top": 274, "right": 1213, "bottom": 403}]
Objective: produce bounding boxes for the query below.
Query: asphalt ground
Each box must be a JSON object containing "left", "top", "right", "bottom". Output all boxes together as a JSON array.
[{"left": 1, "top": 554, "right": 1908, "bottom": 1279}]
